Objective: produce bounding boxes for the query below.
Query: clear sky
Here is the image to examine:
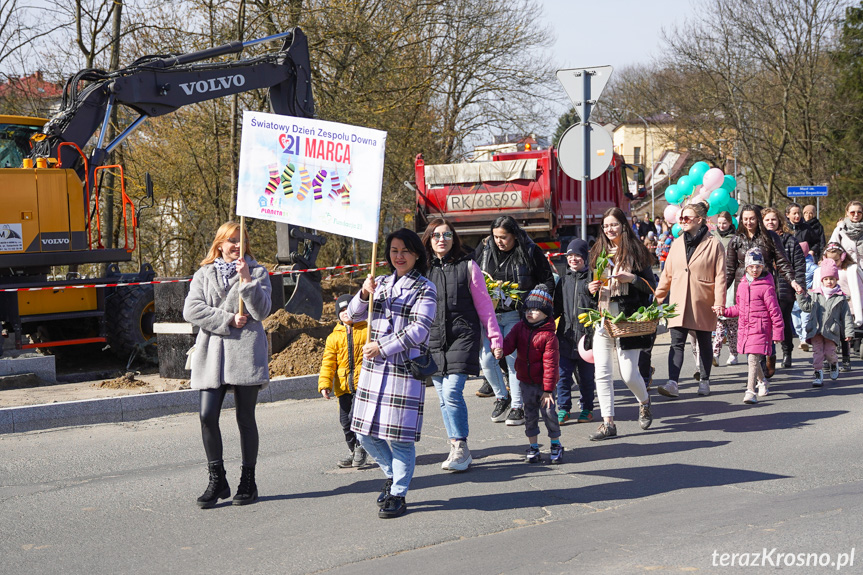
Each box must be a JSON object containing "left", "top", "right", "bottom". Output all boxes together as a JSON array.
[
  {"left": 539, "top": 0, "right": 699, "bottom": 132},
  {"left": 541, "top": 0, "right": 698, "bottom": 69}
]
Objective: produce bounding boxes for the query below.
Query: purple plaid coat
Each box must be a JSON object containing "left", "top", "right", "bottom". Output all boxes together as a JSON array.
[{"left": 347, "top": 269, "right": 437, "bottom": 443}]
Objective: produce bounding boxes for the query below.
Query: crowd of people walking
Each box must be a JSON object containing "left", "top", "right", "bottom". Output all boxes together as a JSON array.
[{"left": 187, "top": 199, "right": 862, "bottom": 519}]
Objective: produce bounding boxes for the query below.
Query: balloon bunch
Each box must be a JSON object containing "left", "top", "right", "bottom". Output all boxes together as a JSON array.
[{"left": 663, "top": 161, "right": 738, "bottom": 237}]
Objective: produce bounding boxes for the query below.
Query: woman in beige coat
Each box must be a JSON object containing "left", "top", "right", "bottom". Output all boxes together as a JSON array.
[{"left": 655, "top": 203, "right": 726, "bottom": 398}]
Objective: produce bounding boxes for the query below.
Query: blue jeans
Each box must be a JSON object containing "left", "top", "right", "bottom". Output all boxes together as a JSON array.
[
  {"left": 556, "top": 352, "right": 596, "bottom": 413},
  {"left": 357, "top": 434, "right": 416, "bottom": 498},
  {"left": 479, "top": 310, "right": 523, "bottom": 408},
  {"left": 791, "top": 301, "right": 808, "bottom": 341},
  {"left": 431, "top": 373, "right": 469, "bottom": 441}
]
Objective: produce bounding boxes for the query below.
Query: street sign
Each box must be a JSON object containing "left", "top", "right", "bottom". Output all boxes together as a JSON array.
[
  {"left": 555, "top": 66, "right": 615, "bottom": 241},
  {"left": 557, "top": 122, "right": 614, "bottom": 180},
  {"left": 787, "top": 185, "right": 828, "bottom": 197},
  {"left": 556, "top": 66, "right": 613, "bottom": 123}
]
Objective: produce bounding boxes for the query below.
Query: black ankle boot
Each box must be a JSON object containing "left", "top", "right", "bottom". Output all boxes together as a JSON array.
[
  {"left": 232, "top": 464, "right": 258, "bottom": 506},
  {"left": 197, "top": 460, "right": 230, "bottom": 509}
]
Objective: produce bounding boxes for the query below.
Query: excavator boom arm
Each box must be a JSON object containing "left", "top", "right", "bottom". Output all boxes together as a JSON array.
[{"left": 38, "top": 28, "right": 314, "bottom": 170}]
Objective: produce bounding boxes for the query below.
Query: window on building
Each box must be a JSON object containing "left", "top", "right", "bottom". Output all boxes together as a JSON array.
[{"left": 633, "top": 147, "right": 641, "bottom": 165}]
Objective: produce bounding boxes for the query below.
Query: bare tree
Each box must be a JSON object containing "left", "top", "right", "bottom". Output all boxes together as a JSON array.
[{"left": 660, "top": 0, "right": 845, "bottom": 206}]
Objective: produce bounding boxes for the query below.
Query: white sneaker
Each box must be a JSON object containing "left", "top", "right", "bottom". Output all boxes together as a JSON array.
[
  {"left": 830, "top": 364, "right": 840, "bottom": 380},
  {"left": 657, "top": 381, "right": 679, "bottom": 398},
  {"left": 726, "top": 354, "right": 738, "bottom": 366},
  {"left": 441, "top": 442, "right": 456, "bottom": 470},
  {"left": 812, "top": 370, "right": 824, "bottom": 387},
  {"left": 743, "top": 390, "right": 758, "bottom": 404},
  {"left": 697, "top": 380, "right": 711, "bottom": 396},
  {"left": 446, "top": 440, "right": 472, "bottom": 472},
  {"left": 756, "top": 380, "right": 769, "bottom": 397}
]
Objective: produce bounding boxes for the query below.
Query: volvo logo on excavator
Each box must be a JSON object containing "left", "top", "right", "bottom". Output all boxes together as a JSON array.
[
  {"left": 179, "top": 74, "right": 246, "bottom": 96},
  {"left": 42, "top": 238, "right": 69, "bottom": 245}
]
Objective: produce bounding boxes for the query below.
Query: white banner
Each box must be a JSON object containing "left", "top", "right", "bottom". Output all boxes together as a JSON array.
[{"left": 236, "top": 111, "right": 386, "bottom": 243}]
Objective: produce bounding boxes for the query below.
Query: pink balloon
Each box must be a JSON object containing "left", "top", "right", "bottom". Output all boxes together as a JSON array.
[
  {"left": 578, "top": 334, "right": 594, "bottom": 363},
  {"left": 664, "top": 203, "right": 681, "bottom": 224},
  {"left": 702, "top": 168, "right": 725, "bottom": 193}
]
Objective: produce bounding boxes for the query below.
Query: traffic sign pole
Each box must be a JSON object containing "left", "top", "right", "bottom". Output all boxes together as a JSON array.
[
  {"left": 581, "top": 72, "right": 590, "bottom": 240},
  {"left": 556, "top": 65, "right": 614, "bottom": 241}
]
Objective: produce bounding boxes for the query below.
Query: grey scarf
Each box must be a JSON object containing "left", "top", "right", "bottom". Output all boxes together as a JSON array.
[{"left": 843, "top": 218, "right": 863, "bottom": 242}]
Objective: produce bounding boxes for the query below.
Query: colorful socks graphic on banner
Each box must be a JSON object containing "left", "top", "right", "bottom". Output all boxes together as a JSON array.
[
  {"left": 341, "top": 172, "right": 352, "bottom": 208},
  {"left": 313, "top": 169, "right": 327, "bottom": 202},
  {"left": 328, "top": 172, "right": 341, "bottom": 201},
  {"left": 264, "top": 164, "right": 279, "bottom": 195},
  {"left": 281, "top": 162, "right": 296, "bottom": 197},
  {"left": 275, "top": 161, "right": 350, "bottom": 207},
  {"left": 297, "top": 168, "right": 312, "bottom": 200}
]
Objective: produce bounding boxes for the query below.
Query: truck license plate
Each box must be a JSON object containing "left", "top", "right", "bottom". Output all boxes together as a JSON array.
[{"left": 446, "top": 191, "right": 524, "bottom": 211}]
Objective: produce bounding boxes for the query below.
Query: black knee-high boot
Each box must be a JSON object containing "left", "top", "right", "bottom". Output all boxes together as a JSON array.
[
  {"left": 232, "top": 464, "right": 258, "bottom": 506},
  {"left": 197, "top": 460, "right": 230, "bottom": 509}
]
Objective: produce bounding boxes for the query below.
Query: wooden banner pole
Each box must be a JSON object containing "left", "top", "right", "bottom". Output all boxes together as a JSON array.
[
  {"left": 365, "top": 241, "right": 378, "bottom": 344},
  {"left": 238, "top": 216, "right": 246, "bottom": 316}
]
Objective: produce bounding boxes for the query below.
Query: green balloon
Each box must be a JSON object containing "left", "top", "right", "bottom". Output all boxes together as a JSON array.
[
  {"left": 732, "top": 216, "right": 739, "bottom": 228},
  {"left": 707, "top": 200, "right": 723, "bottom": 217},
  {"left": 672, "top": 223, "right": 682, "bottom": 238},
  {"left": 720, "top": 175, "right": 737, "bottom": 192},
  {"left": 689, "top": 161, "right": 710, "bottom": 179},
  {"left": 677, "top": 175, "right": 695, "bottom": 196},
  {"left": 688, "top": 162, "right": 710, "bottom": 186},
  {"left": 725, "top": 197, "right": 739, "bottom": 214}
]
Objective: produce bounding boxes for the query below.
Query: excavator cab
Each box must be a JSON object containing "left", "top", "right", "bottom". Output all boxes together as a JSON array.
[{"left": 0, "top": 117, "right": 44, "bottom": 168}]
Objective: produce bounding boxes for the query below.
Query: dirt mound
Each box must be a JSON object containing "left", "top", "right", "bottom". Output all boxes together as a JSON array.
[
  {"left": 263, "top": 309, "right": 323, "bottom": 331},
  {"left": 263, "top": 309, "right": 336, "bottom": 355},
  {"left": 260, "top": 276, "right": 361, "bottom": 376},
  {"left": 269, "top": 334, "right": 327, "bottom": 378},
  {"left": 95, "top": 372, "right": 148, "bottom": 389}
]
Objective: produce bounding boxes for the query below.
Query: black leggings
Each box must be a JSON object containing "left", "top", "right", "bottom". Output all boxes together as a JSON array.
[
  {"left": 200, "top": 385, "right": 260, "bottom": 466},
  {"left": 669, "top": 327, "right": 714, "bottom": 382},
  {"left": 777, "top": 298, "right": 795, "bottom": 357}
]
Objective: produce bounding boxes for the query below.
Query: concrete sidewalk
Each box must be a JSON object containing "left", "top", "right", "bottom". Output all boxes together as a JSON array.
[{"left": 0, "top": 374, "right": 319, "bottom": 434}]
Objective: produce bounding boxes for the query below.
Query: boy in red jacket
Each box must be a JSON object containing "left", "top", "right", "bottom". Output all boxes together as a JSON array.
[{"left": 497, "top": 287, "right": 562, "bottom": 463}]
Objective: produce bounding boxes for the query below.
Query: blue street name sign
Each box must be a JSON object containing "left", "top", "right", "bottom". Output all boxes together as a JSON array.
[{"left": 787, "top": 185, "right": 828, "bottom": 197}]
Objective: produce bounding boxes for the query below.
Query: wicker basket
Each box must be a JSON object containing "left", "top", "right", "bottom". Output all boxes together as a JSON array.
[{"left": 603, "top": 317, "right": 659, "bottom": 338}]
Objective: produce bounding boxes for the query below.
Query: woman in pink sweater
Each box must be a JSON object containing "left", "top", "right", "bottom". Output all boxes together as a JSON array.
[
  {"left": 723, "top": 248, "right": 785, "bottom": 403},
  {"left": 422, "top": 218, "right": 503, "bottom": 472}
]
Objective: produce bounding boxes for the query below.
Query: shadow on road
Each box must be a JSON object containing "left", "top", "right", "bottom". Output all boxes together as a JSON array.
[{"left": 409, "top": 463, "right": 787, "bottom": 512}]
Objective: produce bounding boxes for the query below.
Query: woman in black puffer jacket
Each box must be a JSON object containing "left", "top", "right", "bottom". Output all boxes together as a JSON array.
[
  {"left": 473, "top": 215, "right": 556, "bottom": 427},
  {"left": 762, "top": 207, "right": 807, "bottom": 369},
  {"left": 726, "top": 204, "right": 803, "bottom": 377}
]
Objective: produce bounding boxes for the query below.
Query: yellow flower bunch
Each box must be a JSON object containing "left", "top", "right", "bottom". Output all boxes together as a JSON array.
[{"left": 483, "top": 272, "right": 524, "bottom": 310}]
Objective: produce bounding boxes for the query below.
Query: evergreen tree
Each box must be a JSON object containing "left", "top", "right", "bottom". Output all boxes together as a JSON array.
[
  {"left": 831, "top": 2, "right": 863, "bottom": 222},
  {"left": 552, "top": 108, "right": 580, "bottom": 147}
]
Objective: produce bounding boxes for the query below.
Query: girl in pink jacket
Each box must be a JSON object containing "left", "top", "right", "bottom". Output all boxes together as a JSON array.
[{"left": 722, "top": 248, "right": 785, "bottom": 404}]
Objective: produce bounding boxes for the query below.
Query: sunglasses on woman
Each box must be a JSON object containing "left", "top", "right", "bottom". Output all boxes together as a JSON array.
[
  {"left": 431, "top": 232, "right": 453, "bottom": 240},
  {"left": 679, "top": 215, "right": 698, "bottom": 224}
]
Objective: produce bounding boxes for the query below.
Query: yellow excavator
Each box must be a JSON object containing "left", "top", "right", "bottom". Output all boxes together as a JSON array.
[{"left": 0, "top": 28, "right": 318, "bottom": 361}]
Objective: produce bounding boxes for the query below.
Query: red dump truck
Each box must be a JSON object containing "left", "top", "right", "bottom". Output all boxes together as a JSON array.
[{"left": 414, "top": 148, "right": 641, "bottom": 250}]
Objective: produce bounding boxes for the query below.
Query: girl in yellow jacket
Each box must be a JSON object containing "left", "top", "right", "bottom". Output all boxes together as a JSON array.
[{"left": 319, "top": 294, "right": 369, "bottom": 468}]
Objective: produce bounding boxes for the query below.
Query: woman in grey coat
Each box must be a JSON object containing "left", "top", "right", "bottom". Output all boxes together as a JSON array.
[{"left": 183, "top": 221, "right": 272, "bottom": 509}]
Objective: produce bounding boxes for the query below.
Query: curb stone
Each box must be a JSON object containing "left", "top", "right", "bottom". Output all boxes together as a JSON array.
[{"left": 0, "top": 374, "right": 319, "bottom": 434}]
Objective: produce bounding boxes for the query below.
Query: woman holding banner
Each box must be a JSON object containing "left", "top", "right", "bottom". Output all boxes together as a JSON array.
[
  {"left": 348, "top": 228, "right": 437, "bottom": 519},
  {"left": 421, "top": 217, "right": 503, "bottom": 472},
  {"left": 183, "top": 221, "right": 272, "bottom": 509}
]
